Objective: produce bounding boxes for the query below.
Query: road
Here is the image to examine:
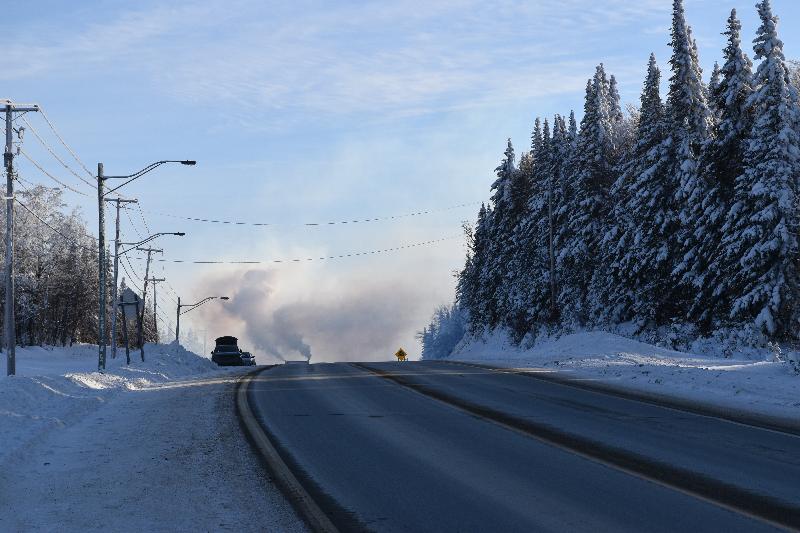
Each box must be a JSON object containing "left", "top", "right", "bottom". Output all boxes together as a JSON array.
[{"left": 244, "top": 361, "right": 800, "bottom": 532}]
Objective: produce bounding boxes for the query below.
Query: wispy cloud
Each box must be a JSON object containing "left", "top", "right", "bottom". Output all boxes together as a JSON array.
[{"left": 4, "top": 0, "right": 677, "bottom": 124}]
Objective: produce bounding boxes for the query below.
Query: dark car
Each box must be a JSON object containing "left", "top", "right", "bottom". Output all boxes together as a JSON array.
[{"left": 211, "top": 336, "right": 256, "bottom": 366}]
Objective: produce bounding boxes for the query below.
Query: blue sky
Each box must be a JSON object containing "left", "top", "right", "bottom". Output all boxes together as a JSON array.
[{"left": 5, "top": 0, "right": 800, "bottom": 360}]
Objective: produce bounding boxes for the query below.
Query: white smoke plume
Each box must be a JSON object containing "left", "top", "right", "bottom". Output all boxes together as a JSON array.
[{"left": 192, "top": 265, "right": 445, "bottom": 362}]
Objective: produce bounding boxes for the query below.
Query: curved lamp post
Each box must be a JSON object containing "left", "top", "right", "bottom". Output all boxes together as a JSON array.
[
  {"left": 176, "top": 296, "right": 230, "bottom": 344},
  {"left": 97, "top": 160, "right": 195, "bottom": 371},
  {"left": 111, "top": 232, "right": 185, "bottom": 361}
]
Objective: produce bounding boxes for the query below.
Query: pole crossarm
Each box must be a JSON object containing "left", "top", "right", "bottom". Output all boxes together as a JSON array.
[
  {"left": 0, "top": 100, "right": 39, "bottom": 113},
  {"left": 104, "top": 198, "right": 138, "bottom": 205}
]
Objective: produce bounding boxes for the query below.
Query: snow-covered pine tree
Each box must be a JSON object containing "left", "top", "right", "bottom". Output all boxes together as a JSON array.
[
  {"left": 502, "top": 148, "right": 537, "bottom": 339},
  {"left": 568, "top": 110, "right": 578, "bottom": 143},
  {"left": 501, "top": 118, "right": 549, "bottom": 338},
  {"left": 546, "top": 115, "right": 569, "bottom": 321},
  {"left": 0, "top": 185, "right": 106, "bottom": 346},
  {"left": 521, "top": 119, "right": 553, "bottom": 330},
  {"left": 559, "top": 67, "right": 615, "bottom": 325},
  {"left": 457, "top": 203, "right": 491, "bottom": 332},
  {"left": 604, "top": 54, "right": 673, "bottom": 326},
  {"left": 667, "top": 0, "right": 714, "bottom": 321},
  {"left": 481, "top": 139, "right": 518, "bottom": 329},
  {"left": 690, "top": 8, "right": 755, "bottom": 328},
  {"left": 552, "top": 111, "right": 578, "bottom": 320},
  {"left": 609, "top": 74, "right": 623, "bottom": 122},
  {"left": 721, "top": 0, "right": 800, "bottom": 338},
  {"left": 708, "top": 62, "right": 722, "bottom": 116}
]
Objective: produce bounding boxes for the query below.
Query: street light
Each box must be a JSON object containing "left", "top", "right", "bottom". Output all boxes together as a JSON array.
[
  {"left": 176, "top": 296, "right": 230, "bottom": 345},
  {"left": 97, "top": 159, "right": 195, "bottom": 372},
  {"left": 111, "top": 232, "right": 185, "bottom": 362},
  {"left": 118, "top": 232, "right": 185, "bottom": 256}
]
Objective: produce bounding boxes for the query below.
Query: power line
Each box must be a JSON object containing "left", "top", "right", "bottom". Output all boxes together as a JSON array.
[
  {"left": 14, "top": 197, "right": 95, "bottom": 251},
  {"left": 122, "top": 207, "right": 146, "bottom": 240},
  {"left": 21, "top": 111, "right": 131, "bottom": 201},
  {"left": 21, "top": 115, "right": 98, "bottom": 191},
  {"left": 162, "top": 277, "right": 182, "bottom": 304},
  {"left": 127, "top": 235, "right": 460, "bottom": 265},
  {"left": 13, "top": 176, "right": 99, "bottom": 244},
  {"left": 136, "top": 203, "right": 152, "bottom": 234},
  {"left": 37, "top": 106, "right": 95, "bottom": 178},
  {"left": 18, "top": 148, "right": 92, "bottom": 197},
  {"left": 136, "top": 201, "right": 481, "bottom": 228},
  {"left": 119, "top": 259, "right": 170, "bottom": 322}
]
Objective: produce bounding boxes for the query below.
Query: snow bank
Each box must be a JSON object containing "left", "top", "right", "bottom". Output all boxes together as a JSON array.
[
  {"left": 0, "top": 342, "right": 220, "bottom": 466},
  {"left": 453, "top": 330, "right": 800, "bottom": 422}
]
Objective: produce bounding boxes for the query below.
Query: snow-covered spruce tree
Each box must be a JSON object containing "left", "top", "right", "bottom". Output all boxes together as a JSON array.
[
  {"left": 456, "top": 203, "right": 491, "bottom": 332},
  {"left": 665, "top": 0, "right": 714, "bottom": 322},
  {"left": 708, "top": 62, "right": 722, "bottom": 117},
  {"left": 418, "top": 303, "right": 467, "bottom": 359},
  {"left": 788, "top": 60, "right": 800, "bottom": 92},
  {"left": 609, "top": 74, "right": 623, "bottom": 122},
  {"left": 479, "top": 139, "right": 518, "bottom": 329},
  {"left": 720, "top": 0, "right": 800, "bottom": 338},
  {"left": 495, "top": 139, "right": 536, "bottom": 338},
  {"left": 689, "top": 8, "right": 755, "bottom": 328},
  {"left": 601, "top": 54, "right": 673, "bottom": 326},
  {"left": 502, "top": 148, "right": 538, "bottom": 339},
  {"left": 545, "top": 115, "right": 569, "bottom": 322},
  {"left": 551, "top": 111, "right": 578, "bottom": 321},
  {"left": 568, "top": 110, "right": 578, "bottom": 142},
  {"left": 515, "top": 119, "right": 554, "bottom": 333},
  {"left": 559, "top": 67, "right": 616, "bottom": 325}
]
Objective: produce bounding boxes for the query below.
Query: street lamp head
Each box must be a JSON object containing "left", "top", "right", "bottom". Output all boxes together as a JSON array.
[
  {"left": 220, "top": 296, "right": 230, "bottom": 300},
  {"left": 181, "top": 160, "right": 197, "bottom": 166},
  {"left": 174, "top": 232, "right": 186, "bottom": 236}
]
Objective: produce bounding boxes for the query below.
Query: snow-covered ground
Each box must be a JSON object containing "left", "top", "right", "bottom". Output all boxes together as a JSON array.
[
  {"left": 0, "top": 343, "right": 305, "bottom": 532},
  {"left": 452, "top": 330, "right": 800, "bottom": 424}
]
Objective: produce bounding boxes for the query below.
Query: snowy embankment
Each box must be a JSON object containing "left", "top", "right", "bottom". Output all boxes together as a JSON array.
[
  {"left": 0, "top": 343, "right": 218, "bottom": 466},
  {"left": 452, "top": 331, "right": 800, "bottom": 424},
  {"left": 0, "top": 343, "right": 305, "bottom": 532}
]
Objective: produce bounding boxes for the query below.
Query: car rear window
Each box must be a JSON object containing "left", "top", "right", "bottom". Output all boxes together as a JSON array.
[{"left": 215, "top": 345, "right": 240, "bottom": 353}]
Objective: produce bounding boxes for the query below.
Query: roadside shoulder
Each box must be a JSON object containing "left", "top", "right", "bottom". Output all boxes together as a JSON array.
[{"left": 447, "top": 360, "right": 800, "bottom": 436}]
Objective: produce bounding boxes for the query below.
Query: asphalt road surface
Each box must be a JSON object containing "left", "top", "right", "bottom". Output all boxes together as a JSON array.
[{"left": 245, "top": 361, "right": 799, "bottom": 532}]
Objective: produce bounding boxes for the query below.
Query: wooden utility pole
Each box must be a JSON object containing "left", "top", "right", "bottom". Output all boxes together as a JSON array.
[
  {"left": 3, "top": 100, "right": 39, "bottom": 376},
  {"left": 135, "top": 247, "right": 161, "bottom": 359},
  {"left": 106, "top": 198, "right": 138, "bottom": 360},
  {"left": 146, "top": 277, "right": 165, "bottom": 343},
  {"left": 120, "top": 300, "right": 132, "bottom": 365}
]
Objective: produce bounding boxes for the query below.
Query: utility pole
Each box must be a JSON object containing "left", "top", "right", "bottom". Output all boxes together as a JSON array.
[
  {"left": 176, "top": 296, "right": 181, "bottom": 344},
  {"left": 146, "top": 277, "right": 164, "bottom": 343},
  {"left": 4, "top": 100, "right": 39, "bottom": 376},
  {"left": 97, "top": 162, "right": 106, "bottom": 371},
  {"left": 136, "top": 247, "right": 161, "bottom": 354},
  {"left": 119, "top": 299, "right": 135, "bottom": 365},
  {"left": 106, "top": 198, "right": 138, "bottom": 360}
]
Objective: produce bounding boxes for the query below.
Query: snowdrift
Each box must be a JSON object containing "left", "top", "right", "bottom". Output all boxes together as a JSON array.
[
  {"left": 453, "top": 330, "right": 800, "bottom": 423},
  {"left": 0, "top": 342, "right": 220, "bottom": 466}
]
